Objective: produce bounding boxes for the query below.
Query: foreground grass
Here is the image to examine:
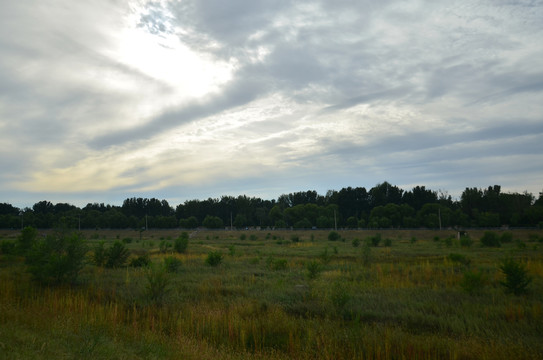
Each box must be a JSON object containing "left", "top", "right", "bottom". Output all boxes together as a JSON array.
[{"left": 1, "top": 229, "right": 542, "bottom": 359}]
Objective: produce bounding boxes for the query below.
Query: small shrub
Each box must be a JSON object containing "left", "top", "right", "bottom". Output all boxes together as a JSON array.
[
  {"left": 370, "top": 234, "right": 381, "bottom": 247},
  {"left": 271, "top": 258, "right": 288, "bottom": 271},
  {"left": 0, "top": 240, "right": 16, "bottom": 255},
  {"left": 460, "top": 236, "right": 473, "bottom": 247},
  {"left": 92, "top": 241, "right": 107, "bottom": 267},
  {"left": 159, "top": 240, "right": 168, "bottom": 253},
  {"left": 144, "top": 266, "right": 171, "bottom": 304},
  {"left": 433, "top": 236, "right": 440, "bottom": 242},
  {"left": 480, "top": 231, "right": 501, "bottom": 247},
  {"left": 130, "top": 253, "right": 151, "bottom": 267},
  {"left": 449, "top": 253, "right": 471, "bottom": 266},
  {"left": 410, "top": 236, "right": 417, "bottom": 244},
  {"left": 444, "top": 237, "right": 453, "bottom": 247},
  {"left": 290, "top": 234, "right": 300, "bottom": 243},
  {"left": 361, "top": 244, "right": 372, "bottom": 266},
  {"left": 306, "top": 260, "right": 323, "bottom": 279},
  {"left": 174, "top": 233, "right": 189, "bottom": 253},
  {"left": 500, "top": 232, "right": 513, "bottom": 243},
  {"left": 329, "top": 282, "right": 350, "bottom": 313},
  {"left": 105, "top": 241, "right": 130, "bottom": 268},
  {"left": 25, "top": 232, "right": 88, "bottom": 285},
  {"left": 352, "top": 238, "right": 360, "bottom": 247},
  {"left": 206, "top": 251, "right": 223, "bottom": 266},
  {"left": 328, "top": 231, "right": 340, "bottom": 241},
  {"left": 239, "top": 234, "right": 247, "bottom": 240},
  {"left": 122, "top": 237, "right": 132, "bottom": 244},
  {"left": 499, "top": 258, "right": 532, "bottom": 295},
  {"left": 319, "top": 247, "right": 332, "bottom": 264},
  {"left": 460, "top": 271, "right": 485, "bottom": 295},
  {"left": 228, "top": 245, "right": 236, "bottom": 256},
  {"left": 17, "top": 226, "right": 38, "bottom": 255},
  {"left": 383, "top": 238, "right": 392, "bottom": 247},
  {"left": 164, "top": 256, "right": 182, "bottom": 273},
  {"left": 249, "top": 234, "right": 258, "bottom": 241}
]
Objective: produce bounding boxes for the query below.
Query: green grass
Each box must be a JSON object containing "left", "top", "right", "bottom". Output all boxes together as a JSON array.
[{"left": 1, "top": 229, "right": 542, "bottom": 359}]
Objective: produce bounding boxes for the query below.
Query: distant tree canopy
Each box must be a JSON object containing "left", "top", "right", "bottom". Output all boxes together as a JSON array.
[{"left": 1, "top": 182, "right": 542, "bottom": 229}]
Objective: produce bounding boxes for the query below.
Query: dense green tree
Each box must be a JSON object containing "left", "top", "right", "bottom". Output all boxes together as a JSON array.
[{"left": 202, "top": 215, "right": 224, "bottom": 229}]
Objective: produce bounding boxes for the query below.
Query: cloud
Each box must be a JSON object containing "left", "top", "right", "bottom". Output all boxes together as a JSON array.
[{"left": 1, "top": 0, "right": 543, "bottom": 207}]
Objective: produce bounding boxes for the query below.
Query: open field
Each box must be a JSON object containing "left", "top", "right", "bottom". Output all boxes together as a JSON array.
[{"left": 1, "top": 228, "right": 543, "bottom": 359}]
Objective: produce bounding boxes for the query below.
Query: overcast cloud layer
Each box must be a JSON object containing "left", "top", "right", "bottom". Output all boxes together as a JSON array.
[{"left": 1, "top": 0, "right": 542, "bottom": 208}]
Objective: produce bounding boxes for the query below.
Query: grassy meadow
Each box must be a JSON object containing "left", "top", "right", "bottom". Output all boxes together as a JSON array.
[{"left": 1, "top": 228, "right": 542, "bottom": 359}]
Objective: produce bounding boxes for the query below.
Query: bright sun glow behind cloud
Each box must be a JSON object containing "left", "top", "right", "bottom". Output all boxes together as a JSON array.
[{"left": 112, "top": 3, "right": 233, "bottom": 99}]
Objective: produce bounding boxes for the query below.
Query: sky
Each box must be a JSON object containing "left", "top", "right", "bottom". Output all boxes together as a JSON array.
[{"left": 1, "top": 0, "right": 542, "bottom": 209}]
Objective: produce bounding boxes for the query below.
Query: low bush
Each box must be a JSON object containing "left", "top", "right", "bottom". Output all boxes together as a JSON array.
[
  {"left": 383, "top": 238, "right": 392, "bottom": 247},
  {"left": 164, "top": 256, "right": 182, "bottom": 273},
  {"left": 460, "top": 271, "right": 485, "bottom": 295},
  {"left": 270, "top": 258, "right": 288, "bottom": 271},
  {"left": 499, "top": 258, "right": 532, "bottom": 295},
  {"left": 328, "top": 231, "right": 340, "bottom": 241},
  {"left": 460, "top": 235, "right": 473, "bottom": 247},
  {"left": 105, "top": 241, "right": 130, "bottom": 268},
  {"left": 130, "top": 253, "right": 151, "bottom": 267},
  {"left": 449, "top": 253, "right": 471, "bottom": 266},
  {"left": 0, "top": 240, "right": 16, "bottom": 255},
  {"left": 370, "top": 234, "right": 381, "bottom": 247},
  {"left": 352, "top": 238, "right": 360, "bottom": 247},
  {"left": 144, "top": 266, "right": 171, "bottom": 304},
  {"left": 206, "top": 251, "right": 223, "bottom": 267},
  {"left": 174, "top": 233, "right": 189, "bottom": 253},
  {"left": 500, "top": 232, "right": 513, "bottom": 243},
  {"left": 306, "top": 260, "right": 323, "bottom": 279},
  {"left": 25, "top": 232, "right": 88, "bottom": 285},
  {"left": 480, "top": 231, "right": 501, "bottom": 247}
]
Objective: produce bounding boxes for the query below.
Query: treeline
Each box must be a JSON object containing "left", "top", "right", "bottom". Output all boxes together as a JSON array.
[{"left": 1, "top": 182, "right": 542, "bottom": 229}]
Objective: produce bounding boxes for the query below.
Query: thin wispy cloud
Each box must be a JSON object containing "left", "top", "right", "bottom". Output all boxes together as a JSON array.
[{"left": 1, "top": 0, "right": 542, "bottom": 207}]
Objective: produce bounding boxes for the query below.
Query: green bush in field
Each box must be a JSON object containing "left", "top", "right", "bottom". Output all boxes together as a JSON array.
[
  {"left": 328, "top": 231, "right": 340, "bottom": 241},
  {"left": 145, "top": 266, "right": 171, "bottom": 304},
  {"left": 480, "top": 231, "right": 501, "bottom": 247},
  {"left": 329, "top": 282, "right": 350, "bottom": 313},
  {"left": 369, "top": 234, "right": 381, "bottom": 247},
  {"left": 500, "top": 232, "right": 513, "bottom": 243},
  {"left": 130, "top": 253, "right": 151, "bottom": 267},
  {"left": 270, "top": 258, "right": 288, "bottom": 270},
  {"left": 361, "top": 243, "right": 372, "bottom": 266},
  {"left": 249, "top": 234, "right": 258, "bottom": 241},
  {"left": 17, "top": 226, "right": 38, "bottom": 255},
  {"left": 449, "top": 253, "right": 471, "bottom": 266},
  {"left": 352, "top": 238, "right": 360, "bottom": 247},
  {"left": 206, "top": 251, "right": 223, "bottom": 266},
  {"left": 164, "top": 256, "right": 182, "bottom": 273},
  {"left": 499, "top": 258, "right": 532, "bottom": 295},
  {"left": 239, "top": 234, "right": 246, "bottom": 240},
  {"left": 25, "top": 232, "right": 88, "bottom": 285},
  {"left": 174, "top": 233, "right": 189, "bottom": 253},
  {"left": 105, "top": 241, "right": 130, "bottom": 268},
  {"left": 306, "top": 260, "right": 323, "bottom": 279},
  {"left": 460, "top": 271, "right": 485, "bottom": 295},
  {"left": 290, "top": 234, "right": 300, "bottom": 243},
  {"left": 383, "top": 238, "right": 392, "bottom": 247},
  {"left": 92, "top": 241, "right": 107, "bottom": 267},
  {"left": 1, "top": 240, "right": 16, "bottom": 255},
  {"left": 460, "top": 235, "right": 473, "bottom": 247}
]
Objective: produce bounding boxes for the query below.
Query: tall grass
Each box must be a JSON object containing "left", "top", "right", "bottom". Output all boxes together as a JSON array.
[{"left": 1, "top": 229, "right": 542, "bottom": 359}]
